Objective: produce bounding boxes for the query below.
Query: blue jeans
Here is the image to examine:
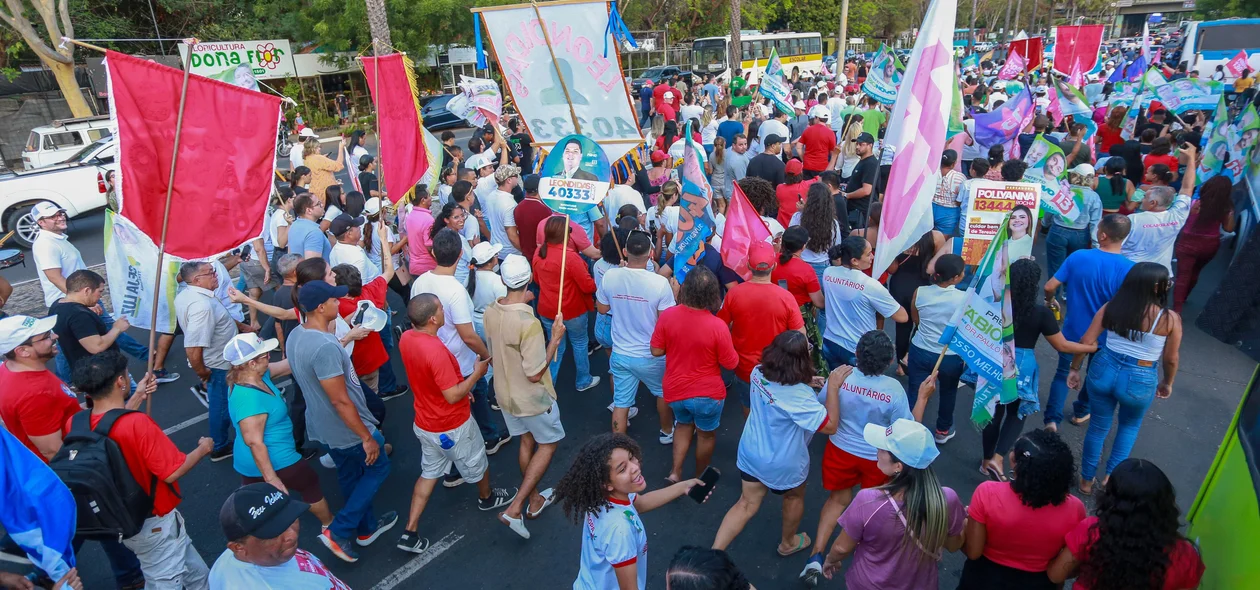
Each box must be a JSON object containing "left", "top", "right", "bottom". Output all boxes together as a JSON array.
[
  {"left": 326, "top": 431, "right": 392, "bottom": 540},
  {"left": 541, "top": 313, "right": 594, "bottom": 389},
  {"left": 808, "top": 260, "right": 829, "bottom": 336},
  {"left": 821, "top": 338, "right": 856, "bottom": 371},
  {"left": 595, "top": 313, "right": 612, "bottom": 349},
  {"left": 468, "top": 375, "right": 503, "bottom": 442},
  {"left": 906, "top": 344, "right": 965, "bottom": 432},
  {"left": 99, "top": 308, "right": 149, "bottom": 362},
  {"left": 377, "top": 310, "right": 401, "bottom": 393},
  {"left": 1046, "top": 351, "right": 1092, "bottom": 425},
  {"left": 208, "top": 368, "right": 233, "bottom": 452},
  {"left": 1045, "top": 225, "right": 1091, "bottom": 299},
  {"left": 932, "top": 204, "right": 961, "bottom": 237},
  {"left": 1080, "top": 349, "right": 1159, "bottom": 480}
]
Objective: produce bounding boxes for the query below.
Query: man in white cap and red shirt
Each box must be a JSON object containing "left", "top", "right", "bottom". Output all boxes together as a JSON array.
[
  {"left": 799, "top": 106, "right": 839, "bottom": 179},
  {"left": 0, "top": 315, "right": 80, "bottom": 462}
]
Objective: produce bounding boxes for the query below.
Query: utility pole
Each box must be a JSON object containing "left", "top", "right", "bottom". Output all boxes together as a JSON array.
[{"left": 838, "top": 0, "right": 850, "bottom": 63}]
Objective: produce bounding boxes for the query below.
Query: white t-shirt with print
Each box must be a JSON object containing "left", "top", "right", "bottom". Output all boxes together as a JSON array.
[
  {"left": 822, "top": 265, "right": 901, "bottom": 351},
  {"left": 737, "top": 367, "right": 828, "bottom": 490},
  {"left": 209, "top": 548, "right": 350, "bottom": 590},
  {"left": 573, "top": 494, "right": 648, "bottom": 590},
  {"left": 819, "top": 370, "right": 912, "bottom": 460},
  {"left": 31, "top": 230, "right": 86, "bottom": 307},
  {"left": 596, "top": 267, "right": 675, "bottom": 358},
  {"left": 1121, "top": 193, "right": 1190, "bottom": 272},
  {"left": 410, "top": 271, "right": 478, "bottom": 375},
  {"left": 483, "top": 189, "right": 520, "bottom": 257},
  {"left": 266, "top": 208, "right": 290, "bottom": 256}
]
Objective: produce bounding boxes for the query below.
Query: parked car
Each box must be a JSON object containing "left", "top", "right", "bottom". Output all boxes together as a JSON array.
[
  {"left": 21, "top": 115, "right": 114, "bottom": 170},
  {"left": 631, "top": 66, "right": 692, "bottom": 95},
  {"left": 2, "top": 137, "right": 116, "bottom": 248},
  {"left": 421, "top": 94, "right": 466, "bottom": 131}
]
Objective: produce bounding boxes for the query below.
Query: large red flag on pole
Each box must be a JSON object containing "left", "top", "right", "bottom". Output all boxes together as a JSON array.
[
  {"left": 1054, "top": 25, "right": 1105, "bottom": 75},
  {"left": 106, "top": 50, "right": 280, "bottom": 260},
  {"left": 1007, "top": 37, "right": 1043, "bottom": 73},
  {"left": 361, "top": 53, "right": 437, "bottom": 203}
]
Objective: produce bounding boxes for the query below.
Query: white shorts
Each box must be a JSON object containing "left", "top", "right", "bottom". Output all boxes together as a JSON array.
[
  {"left": 414, "top": 418, "right": 489, "bottom": 482},
  {"left": 501, "top": 401, "right": 566, "bottom": 445}
]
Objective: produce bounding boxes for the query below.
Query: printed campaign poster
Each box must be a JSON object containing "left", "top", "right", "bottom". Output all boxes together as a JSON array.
[
  {"left": 538, "top": 134, "right": 611, "bottom": 216},
  {"left": 178, "top": 39, "right": 296, "bottom": 84},
  {"left": 861, "top": 44, "right": 903, "bottom": 105},
  {"left": 103, "top": 211, "right": 182, "bottom": 333},
  {"left": 961, "top": 180, "right": 1040, "bottom": 264}
]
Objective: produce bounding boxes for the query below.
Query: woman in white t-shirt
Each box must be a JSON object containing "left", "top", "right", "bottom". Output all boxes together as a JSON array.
[
  {"left": 556, "top": 433, "right": 706, "bottom": 590},
  {"left": 648, "top": 181, "right": 681, "bottom": 258},
  {"left": 266, "top": 187, "right": 294, "bottom": 277},
  {"left": 821, "top": 235, "right": 908, "bottom": 369},
  {"left": 906, "top": 254, "right": 970, "bottom": 441},
  {"left": 319, "top": 185, "right": 345, "bottom": 233},
  {"left": 713, "top": 331, "right": 841, "bottom": 557}
]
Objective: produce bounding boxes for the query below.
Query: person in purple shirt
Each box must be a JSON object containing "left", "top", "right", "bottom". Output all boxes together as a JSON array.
[{"left": 1041, "top": 214, "right": 1134, "bottom": 431}]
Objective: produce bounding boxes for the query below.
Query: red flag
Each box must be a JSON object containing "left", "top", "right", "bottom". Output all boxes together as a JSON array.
[
  {"left": 1054, "top": 25, "right": 1104, "bottom": 74},
  {"left": 719, "top": 182, "right": 771, "bottom": 280},
  {"left": 107, "top": 51, "right": 280, "bottom": 260},
  {"left": 1007, "top": 37, "right": 1043, "bottom": 72},
  {"left": 362, "top": 54, "right": 432, "bottom": 203}
]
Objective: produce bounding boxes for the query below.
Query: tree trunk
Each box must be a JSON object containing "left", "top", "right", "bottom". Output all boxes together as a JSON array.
[
  {"left": 364, "top": 0, "right": 393, "bottom": 53},
  {"left": 729, "top": 0, "right": 741, "bottom": 78},
  {"left": 1031, "top": 0, "right": 1039, "bottom": 35},
  {"left": 969, "top": 0, "right": 979, "bottom": 53},
  {"left": 1014, "top": 0, "right": 1023, "bottom": 37},
  {"left": 48, "top": 58, "right": 91, "bottom": 117}
]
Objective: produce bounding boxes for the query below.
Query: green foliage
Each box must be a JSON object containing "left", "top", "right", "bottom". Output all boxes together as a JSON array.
[{"left": 1195, "top": 0, "right": 1260, "bottom": 19}]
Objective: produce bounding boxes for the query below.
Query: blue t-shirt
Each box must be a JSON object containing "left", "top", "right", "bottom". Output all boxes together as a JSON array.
[
  {"left": 703, "top": 83, "right": 721, "bottom": 106},
  {"left": 287, "top": 218, "right": 330, "bottom": 260},
  {"left": 571, "top": 206, "right": 604, "bottom": 241},
  {"left": 717, "top": 120, "right": 745, "bottom": 148},
  {"left": 639, "top": 86, "right": 653, "bottom": 112},
  {"left": 1053, "top": 249, "right": 1134, "bottom": 342},
  {"left": 228, "top": 372, "right": 302, "bottom": 478}
]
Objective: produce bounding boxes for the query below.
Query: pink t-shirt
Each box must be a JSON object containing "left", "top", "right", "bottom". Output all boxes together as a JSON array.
[
  {"left": 837, "top": 486, "right": 966, "bottom": 590},
  {"left": 968, "top": 481, "right": 1086, "bottom": 572},
  {"left": 406, "top": 207, "right": 436, "bottom": 275}
]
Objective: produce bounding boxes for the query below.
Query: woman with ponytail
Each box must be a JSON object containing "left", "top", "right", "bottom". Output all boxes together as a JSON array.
[
  {"left": 1096, "top": 157, "right": 1137, "bottom": 214},
  {"left": 771, "top": 226, "right": 827, "bottom": 377},
  {"left": 289, "top": 166, "right": 312, "bottom": 195},
  {"left": 906, "top": 254, "right": 968, "bottom": 442}
]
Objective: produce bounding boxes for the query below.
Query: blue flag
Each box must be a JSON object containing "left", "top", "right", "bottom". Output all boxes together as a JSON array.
[
  {"left": 0, "top": 427, "right": 76, "bottom": 580},
  {"left": 973, "top": 88, "right": 1035, "bottom": 149},
  {"left": 1107, "top": 62, "right": 1126, "bottom": 83},
  {"left": 1125, "top": 54, "right": 1148, "bottom": 82},
  {"left": 671, "top": 120, "right": 716, "bottom": 282}
]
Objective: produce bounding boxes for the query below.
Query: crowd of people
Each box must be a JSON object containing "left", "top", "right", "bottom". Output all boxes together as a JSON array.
[{"left": 1, "top": 40, "right": 1242, "bottom": 590}]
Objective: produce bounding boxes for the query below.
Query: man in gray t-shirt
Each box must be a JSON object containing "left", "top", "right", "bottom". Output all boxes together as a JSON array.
[{"left": 288, "top": 280, "right": 395, "bottom": 562}]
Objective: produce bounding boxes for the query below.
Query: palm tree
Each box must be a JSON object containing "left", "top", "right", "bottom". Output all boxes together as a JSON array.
[
  {"left": 730, "top": 0, "right": 741, "bottom": 79},
  {"left": 365, "top": 0, "right": 394, "bottom": 53}
]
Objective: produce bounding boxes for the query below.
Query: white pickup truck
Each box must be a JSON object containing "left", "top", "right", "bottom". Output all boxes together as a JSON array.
[{"left": 0, "top": 137, "right": 116, "bottom": 248}]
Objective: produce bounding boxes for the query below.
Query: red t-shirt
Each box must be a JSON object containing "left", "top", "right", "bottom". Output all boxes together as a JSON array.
[
  {"left": 1143, "top": 153, "right": 1180, "bottom": 176},
  {"left": 1097, "top": 125, "right": 1124, "bottom": 155},
  {"left": 1065, "top": 516, "right": 1205, "bottom": 590},
  {"left": 716, "top": 281, "right": 804, "bottom": 382},
  {"left": 400, "top": 330, "right": 468, "bottom": 432},
  {"left": 655, "top": 133, "right": 701, "bottom": 152},
  {"left": 649, "top": 306, "right": 739, "bottom": 403},
  {"left": 67, "top": 411, "right": 186, "bottom": 516},
  {"left": 799, "top": 123, "right": 837, "bottom": 171},
  {"left": 514, "top": 198, "right": 553, "bottom": 261},
  {"left": 968, "top": 481, "right": 1086, "bottom": 572},
  {"left": 775, "top": 178, "right": 817, "bottom": 227},
  {"left": 533, "top": 247, "right": 596, "bottom": 320},
  {"left": 771, "top": 257, "right": 821, "bottom": 307},
  {"left": 657, "top": 103, "right": 677, "bottom": 122},
  {"left": 0, "top": 365, "right": 80, "bottom": 462},
  {"left": 337, "top": 276, "right": 389, "bottom": 376}
]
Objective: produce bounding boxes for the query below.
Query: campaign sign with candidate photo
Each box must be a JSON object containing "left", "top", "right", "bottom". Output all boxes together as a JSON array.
[{"left": 539, "top": 134, "right": 611, "bottom": 216}]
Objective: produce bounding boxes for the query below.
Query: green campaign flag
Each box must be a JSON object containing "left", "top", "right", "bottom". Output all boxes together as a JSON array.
[{"left": 947, "top": 69, "right": 965, "bottom": 141}]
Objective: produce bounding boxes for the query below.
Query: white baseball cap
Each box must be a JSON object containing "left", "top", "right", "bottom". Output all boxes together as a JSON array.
[
  {"left": 863, "top": 419, "right": 940, "bottom": 470},
  {"left": 223, "top": 333, "right": 279, "bottom": 366},
  {"left": 464, "top": 153, "right": 487, "bottom": 170},
  {"left": 664, "top": 91, "right": 674, "bottom": 100},
  {"left": 1069, "top": 163, "right": 1096, "bottom": 177},
  {"left": 471, "top": 241, "right": 503, "bottom": 266},
  {"left": 0, "top": 315, "right": 58, "bottom": 355},
  {"left": 793, "top": 100, "right": 806, "bottom": 110},
  {"left": 500, "top": 253, "right": 532, "bottom": 289},
  {"left": 352, "top": 300, "right": 388, "bottom": 332},
  {"left": 298, "top": 128, "right": 317, "bottom": 138},
  {"left": 363, "top": 197, "right": 382, "bottom": 216},
  {"left": 808, "top": 105, "right": 830, "bottom": 120},
  {"left": 30, "top": 201, "right": 65, "bottom": 221}
]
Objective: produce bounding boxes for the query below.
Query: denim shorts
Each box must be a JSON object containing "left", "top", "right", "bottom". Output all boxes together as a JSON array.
[
  {"left": 610, "top": 352, "right": 665, "bottom": 408},
  {"left": 595, "top": 313, "right": 612, "bottom": 349},
  {"left": 669, "top": 397, "right": 724, "bottom": 432}
]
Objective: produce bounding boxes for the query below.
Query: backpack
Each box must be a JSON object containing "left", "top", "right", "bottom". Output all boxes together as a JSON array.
[{"left": 50, "top": 409, "right": 155, "bottom": 540}]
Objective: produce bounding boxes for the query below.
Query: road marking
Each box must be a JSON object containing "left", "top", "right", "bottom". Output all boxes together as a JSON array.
[
  {"left": 162, "top": 412, "right": 207, "bottom": 435},
  {"left": 10, "top": 262, "right": 106, "bottom": 287},
  {"left": 370, "top": 532, "right": 463, "bottom": 590}
]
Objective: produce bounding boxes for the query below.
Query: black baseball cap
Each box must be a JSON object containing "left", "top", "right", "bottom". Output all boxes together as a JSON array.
[
  {"left": 329, "top": 213, "right": 365, "bottom": 237},
  {"left": 219, "top": 483, "right": 309, "bottom": 542},
  {"left": 523, "top": 174, "right": 541, "bottom": 193},
  {"left": 854, "top": 132, "right": 876, "bottom": 144},
  {"left": 764, "top": 134, "right": 785, "bottom": 147},
  {"left": 297, "top": 280, "right": 348, "bottom": 312}
]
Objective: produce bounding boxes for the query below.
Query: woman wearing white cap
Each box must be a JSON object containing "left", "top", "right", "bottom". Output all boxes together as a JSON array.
[
  {"left": 820, "top": 418, "right": 967, "bottom": 589},
  {"left": 225, "top": 333, "right": 334, "bottom": 530}
]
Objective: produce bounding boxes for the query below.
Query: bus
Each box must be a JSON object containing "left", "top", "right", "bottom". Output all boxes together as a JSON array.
[
  {"left": 1179, "top": 18, "right": 1260, "bottom": 80},
  {"left": 691, "top": 31, "right": 824, "bottom": 86}
]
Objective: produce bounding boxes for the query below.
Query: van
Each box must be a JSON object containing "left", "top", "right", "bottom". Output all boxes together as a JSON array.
[{"left": 22, "top": 115, "right": 114, "bottom": 170}]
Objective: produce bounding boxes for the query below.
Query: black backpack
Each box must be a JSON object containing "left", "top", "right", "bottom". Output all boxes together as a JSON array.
[{"left": 50, "top": 409, "right": 155, "bottom": 540}]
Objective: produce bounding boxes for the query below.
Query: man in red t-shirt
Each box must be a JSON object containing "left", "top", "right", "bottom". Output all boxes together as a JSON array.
[
  {"left": 513, "top": 175, "right": 553, "bottom": 261},
  {"left": 716, "top": 242, "right": 804, "bottom": 414},
  {"left": 0, "top": 315, "right": 82, "bottom": 462},
  {"left": 798, "top": 110, "right": 839, "bottom": 178},
  {"left": 395, "top": 293, "right": 511, "bottom": 554},
  {"left": 69, "top": 350, "right": 213, "bottom": 589}
]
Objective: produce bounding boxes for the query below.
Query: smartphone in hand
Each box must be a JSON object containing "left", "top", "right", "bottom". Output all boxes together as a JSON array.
[{"left": 688, "top": 466, "right": 721, "bottom": 503}]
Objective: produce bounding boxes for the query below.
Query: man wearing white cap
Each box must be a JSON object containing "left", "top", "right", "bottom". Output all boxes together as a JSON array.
[
  {"left": 290, "top": 127, "right": 316, "bottom": 171},
  {"left": 0, "top": 315, "right": 80, "bottom": 462},
  {"left": 788, "top": 100, "right": 812, "bottom": 146},
  {"left": 483, "top": 254, "right": 567, "bottom": 538}
]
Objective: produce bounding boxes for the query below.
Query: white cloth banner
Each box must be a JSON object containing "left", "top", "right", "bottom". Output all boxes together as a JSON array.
[
  {"left": 103, "top": 211, "right": 183, "bottom": 333},
  {"left": 479, "top": 1, "right": 643, "bottom": 162}
]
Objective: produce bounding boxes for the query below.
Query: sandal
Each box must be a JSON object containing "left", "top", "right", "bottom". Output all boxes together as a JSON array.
[
  {"left": 1069, "top": 414, "right": 1091, "bottom": 426},
  {"left": 980, "top": 464, "right": 1009, "bottom": 482},
  {"left": 525, "top": 488, "right": 556, "bottom": 519},
  {"left": 777, "top": 532, "right": 811, "bottom": 557}
]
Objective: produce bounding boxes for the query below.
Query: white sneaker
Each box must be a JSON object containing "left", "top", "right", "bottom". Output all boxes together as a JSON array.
[
  {"left": 659, "top": 429, "right": 674, "bottom": 445},
  {"left": 319, "top": 453, "right": 336, "bottom": 469},
  {"left": 500, "top": 513, "right": 530, "bottom": 539},
  {"left": 576, "top": 376, "right": 601, "bottom": 392},
  {"left": 605, "top": 404, "right": 639, "bottom": 420}
]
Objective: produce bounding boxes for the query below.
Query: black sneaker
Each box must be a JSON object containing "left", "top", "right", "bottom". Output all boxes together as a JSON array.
[
  {"left": 189, "top": 384, "right": 209, "bottom": 408},
  {"left": 485, "top": 432, "right": 511, "bottom": 456},
  {"left": 356, "top": 511, "right": 399, "bottom": 546},
  {"left": 396, "top": 531, "right": 430, "bottom": 554},
  {"left": 588, "top": 341, "right": 604, "bottom": 355},
  {"left": 478, "top": 487, "right": 518, "bottom": 511},
  {"left": 443, "top": 472, "right": 465, "bottom": 488},
  {"left": 379, "top": 385, "right": 409, "bottom": 402},
  {"left": 210, "top": 447, "right": 233, "bottom": 462},
  {"left": 300, "top": 447, "right": 319, "bottom": 461}
]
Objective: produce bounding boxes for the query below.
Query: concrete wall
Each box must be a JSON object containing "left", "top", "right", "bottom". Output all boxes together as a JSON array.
[{"left": 0, "top": 90, "right": 94, "bottom": 167}]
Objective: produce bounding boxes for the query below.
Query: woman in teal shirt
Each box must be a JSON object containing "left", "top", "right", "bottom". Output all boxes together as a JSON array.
[{"left": 225, "top": 333, "right": 333, "bottom": 529}]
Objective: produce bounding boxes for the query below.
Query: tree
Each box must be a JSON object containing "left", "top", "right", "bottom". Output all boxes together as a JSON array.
[
  {"left": 0, "top": 0, "right": 92, "bottom": 116},
  {"left": 364, "top": 0, "right": 392, "bottom": 53},
  {"left": 1195, "top": 0, "right": 1260, "bottom": 19},
  {"left": 730, "top": 0, "right": 741, "bottom": 76}
]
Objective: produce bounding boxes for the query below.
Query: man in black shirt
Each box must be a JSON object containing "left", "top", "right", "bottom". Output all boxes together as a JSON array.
[
  {"left": 1137, "top": 109, "right": 1168, "bottom": 139},
  {"left": 819, "top": 171, "right": 851, "bottom": 237},
  {"left": 845, "top": 132, "right": 879, "bottom": 229},
  {"left": 507, "top": 118, "right": 534, "bottom": 174},
  {"left": 48, "top": 270, "right": 126, "bottom": 370},
  {"left": 746, "top": 133, "right": 787, "bottom": 187}
]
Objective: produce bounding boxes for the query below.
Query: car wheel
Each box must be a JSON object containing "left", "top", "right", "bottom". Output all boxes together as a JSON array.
[{"left": 5, "top": 207, "right": 38, "bottom": 249}]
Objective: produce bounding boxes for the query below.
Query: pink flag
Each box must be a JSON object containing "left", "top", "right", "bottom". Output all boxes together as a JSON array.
[
  {"left": 1227, "top": 50, "right": 1250, "bottom": 77},
  {"left": 871, "top": 0, "right": 957, "bottom": 280},
  {"left": 998, "top": 51, "right": 1026, "bottom": 80},
  {"left": 720, "top": 182, "right": 771, "bottom": 280},
  {"left": 1068, "top": 58, "right": 1084, "bottom": 87}
]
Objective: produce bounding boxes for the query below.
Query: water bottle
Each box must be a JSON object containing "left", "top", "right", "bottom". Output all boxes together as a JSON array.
[{"left": 439, "top": 434, "right": 455, "bottom": 450}]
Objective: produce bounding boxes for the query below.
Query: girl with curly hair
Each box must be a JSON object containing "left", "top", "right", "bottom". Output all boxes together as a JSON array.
[
  {"left": 1048, "top": 458, "right": 1204, "bottom": 589},
  {"left": 556, "top": 433, "right": 706, "bottom": 589},
  {"left": 959, "top": 429, "right": 1085, "bottom": 589}
]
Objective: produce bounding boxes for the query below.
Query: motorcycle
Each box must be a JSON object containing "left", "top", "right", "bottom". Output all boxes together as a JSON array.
[{"left": 276, "top": 96, "right": 299, "bottom": 158}]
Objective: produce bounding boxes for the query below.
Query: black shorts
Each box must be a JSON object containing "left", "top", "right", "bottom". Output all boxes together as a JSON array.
[
  {"left": 242, "top": 460, "right": 324, "bottom": 505},
  {"left": 739, "top": 468, "right": 791, "bottom": 495}
]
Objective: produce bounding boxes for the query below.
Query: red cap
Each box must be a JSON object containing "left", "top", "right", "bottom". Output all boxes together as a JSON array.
[
  {"left": 650, "top": 150, "right": 667, "bottom": 163},
  {"left": 748, "top": 241, "right": 777, "bottom": 272},
  {"left": 785, "top": 159, "right": 804, "bottom": 175}
]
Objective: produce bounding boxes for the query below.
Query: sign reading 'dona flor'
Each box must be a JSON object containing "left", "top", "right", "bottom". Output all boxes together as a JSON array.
[{"left": 178, "top": 39, "right": 297, "bottom": 82}]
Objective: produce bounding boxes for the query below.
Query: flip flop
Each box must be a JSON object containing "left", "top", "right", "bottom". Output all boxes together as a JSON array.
[
  {"left": 777, "top": 532, "right": 811, "bottom": 557},
  {"left": 525, "top": 488, "right": 556, "bottom": 520},
  {"left": 1069, "top": 414, "right": 1091, "bottom": 426},
  {"left": 980, "top": 464, "right": 1009, "bottom": 482}
]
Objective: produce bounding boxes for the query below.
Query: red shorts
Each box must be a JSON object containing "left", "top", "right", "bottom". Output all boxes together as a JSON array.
[{"left": 822, "top": 442, "right": 889, "bottom": 491}]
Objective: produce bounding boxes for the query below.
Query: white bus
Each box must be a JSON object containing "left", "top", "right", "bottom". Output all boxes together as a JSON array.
[
  {"left": 692, "top": 31, "right": 824, "bottom": 86},
  {"left": 1178, "top": 18, "right": 1260, "bottom": 80}
]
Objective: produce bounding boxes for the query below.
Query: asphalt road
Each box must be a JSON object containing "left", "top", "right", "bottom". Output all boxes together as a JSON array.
[{"left": 2, "top": 158, "right": 1255, "bottom": 588}]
